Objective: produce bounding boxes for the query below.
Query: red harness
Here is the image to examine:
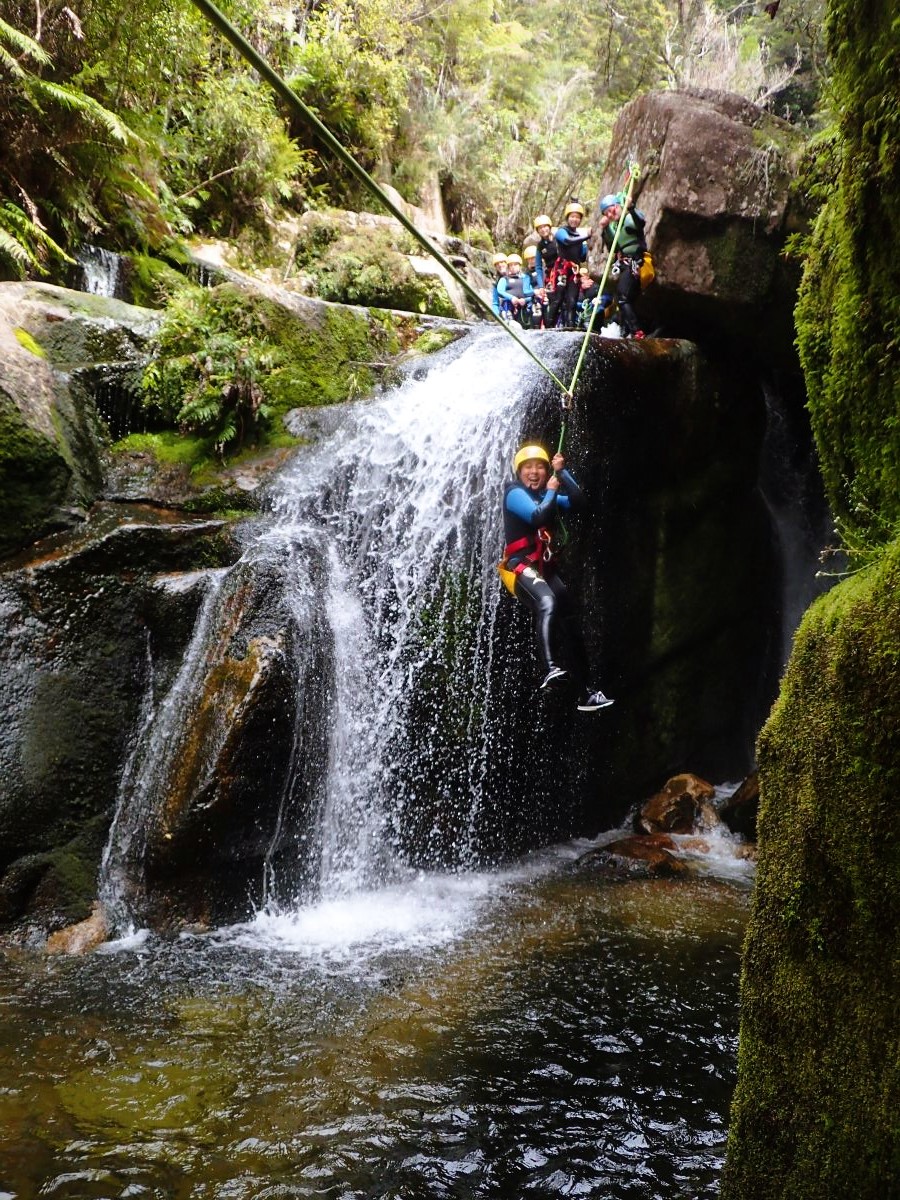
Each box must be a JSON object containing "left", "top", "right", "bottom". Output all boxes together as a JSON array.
[
  {"left": 502, "top": 528, "right": 553, "bottom": 575},
  {"left": 548, "top": 259, "right": 580, "bottom": 292}
]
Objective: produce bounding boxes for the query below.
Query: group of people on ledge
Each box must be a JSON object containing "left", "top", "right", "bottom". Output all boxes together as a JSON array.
[{"left": 490, "top": 195, "right": 653, "bottom": 339}]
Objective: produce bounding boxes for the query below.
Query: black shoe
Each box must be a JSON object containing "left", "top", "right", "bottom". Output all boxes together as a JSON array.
[
  {"left": 577, "top": 689, "right": 615, "bottom": 711},
  {"left": 540, "top": 666, "right": 570, "bottom": 690}
]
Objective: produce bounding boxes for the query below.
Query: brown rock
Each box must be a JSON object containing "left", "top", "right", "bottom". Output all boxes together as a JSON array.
[
  {"left": 582, "top": 835, "right": 688, "bottom": 877},
  {"left": 719, "top": 769, "right": 759, "bottom": 839},
  {"left": 590, "top": 89, "right": 809, "bottom": 365},
  {"left": 45, "top": 902, "right": 108, "bottom": 955},
  {"left": 637, "top": 772, "right": 716, "bottom": 834}
]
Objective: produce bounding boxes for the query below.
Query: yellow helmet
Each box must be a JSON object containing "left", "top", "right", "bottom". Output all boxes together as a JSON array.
[
  {"left": 533, "top": 214, "right": 552, "bottom": 230},
  {"left": 513, "top": 444, "right": 550, "bottom": 473},
  {"left": 523, "top": 244, "right": 537, "bottom": 259},
  {"left": 507, "top": 253, "right": 523, "bottom": 266},
  {"left": 492, "top": 253, "right": 507, "bottom": 266},
  {"left": 564, "top": 201, "right": 585, "bottom": 219}
]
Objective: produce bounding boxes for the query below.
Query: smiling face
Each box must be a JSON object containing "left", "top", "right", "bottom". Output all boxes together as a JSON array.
[
  {"left": 566, "top": 212, "right": 582, "bottom": 229},
  {"left": 518, "top": 458, "right": 550, "bottom": 490},
  {"left": 537, "top": 223, "right": 551, "bottom": 239}
]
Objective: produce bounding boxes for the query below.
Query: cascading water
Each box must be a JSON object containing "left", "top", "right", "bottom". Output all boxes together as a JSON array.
[
  {"left": 74, "top": 244, "right": 130, "bottom": 299},
  {"left": 100, "top": 329, "right": 579, "bottom": 932}
]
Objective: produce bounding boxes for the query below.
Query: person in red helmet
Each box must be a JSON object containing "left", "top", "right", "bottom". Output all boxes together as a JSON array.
[{"left": 498, "top": 443, "right": 614, "bottom": 711}]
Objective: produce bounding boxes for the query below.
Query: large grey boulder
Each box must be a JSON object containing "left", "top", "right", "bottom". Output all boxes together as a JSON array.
[
  {"left": 591, "top": 89, "right": 809, "bottom": 365},
  {"left": 0, "top": 283, "right": 158, "bottom": 558}
]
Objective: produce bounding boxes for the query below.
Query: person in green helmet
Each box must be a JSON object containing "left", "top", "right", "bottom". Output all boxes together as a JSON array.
[{"left": 499, "top": 443, "right": 614, "bottom": 711}]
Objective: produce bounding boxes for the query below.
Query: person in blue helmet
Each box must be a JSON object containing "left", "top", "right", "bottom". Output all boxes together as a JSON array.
[
  {"left": 499, "top": 443, "right": 614, "bottom": 711},
  {"left": 598, "top": 192, "right": 648, "bottom": 338}
]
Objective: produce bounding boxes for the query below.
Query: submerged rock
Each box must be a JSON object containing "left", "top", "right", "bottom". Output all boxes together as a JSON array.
[{"left": 581, "top": 834, "right": 688, "bottom": 878}]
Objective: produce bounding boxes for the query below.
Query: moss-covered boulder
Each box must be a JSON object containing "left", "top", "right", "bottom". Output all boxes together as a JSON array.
[
  {"left": 794, "top": 0, "right": 900, "bottom": 549},
  {"left": 722, "top": 539, "right": 900, "bottom": 1198}
]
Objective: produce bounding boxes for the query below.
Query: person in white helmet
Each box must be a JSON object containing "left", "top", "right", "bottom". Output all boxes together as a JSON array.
[{"left": 547, "top": 200, "right": 592, "bottom": 328}]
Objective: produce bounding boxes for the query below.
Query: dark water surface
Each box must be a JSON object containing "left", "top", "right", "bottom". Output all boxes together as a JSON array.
[{"left": 0, "top": 844, "right": 749, "bottom": 1199}]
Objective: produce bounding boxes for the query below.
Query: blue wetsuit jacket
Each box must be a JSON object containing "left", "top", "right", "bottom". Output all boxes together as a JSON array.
[{"left": 503, "top": 470, "right": 585, "bottom": 569}]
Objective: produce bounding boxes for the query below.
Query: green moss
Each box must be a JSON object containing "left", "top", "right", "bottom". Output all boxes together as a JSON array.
[
  {"left": 113, "top": 430, "right": 215, "bottom": 470},
  {"left": 13, "top": 327, "right": 45, "bottom": 357},
  {"left": 409, "top": 327, "right": 462, "bottom": 356},
  {"left": 0, "top": 396, "right": 70, "bottom": 556},
  {"left": 722, "top": 539, "right": 900, "bottom": 1198},
  {"left": 793, "top": 0, "right": 900, "bottom": 557}
]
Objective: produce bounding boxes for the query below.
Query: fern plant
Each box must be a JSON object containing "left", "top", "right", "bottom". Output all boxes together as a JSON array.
[
  {"left": 141, "top": 286, "right": 275, "bottom": 455},
  {"left": 0, "top": 14, "right": 134, "bottom": 276}
]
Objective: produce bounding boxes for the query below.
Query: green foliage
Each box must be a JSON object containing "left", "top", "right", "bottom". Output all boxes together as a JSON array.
[
  {"left": 313, "top": 230, "right": 456, "bottom": 315},
  {"left": 793, "top": 0, "right": 900, "bottom": 557},
  {"left": 165, "top": 74, "right": 310, "bottom": 237},
  {"left": 722, "top": 538, "right": 900, "bottom": 1199},
  {"left": 141, "top": 284, "right": 275, "bottom": 452}
]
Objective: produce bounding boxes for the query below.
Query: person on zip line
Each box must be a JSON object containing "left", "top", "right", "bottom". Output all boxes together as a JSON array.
[
  {"left": 498, "top": 443, "right": 614, "bottom": 712},
  {"left": 547, "top": 201, "right": 593, "bottom": 329},
  {"left": 598, "top": 193, "right": 650, "bottom": 339},
  {"left": 497, "top": 253, "right": 535, "bottom": 327}
]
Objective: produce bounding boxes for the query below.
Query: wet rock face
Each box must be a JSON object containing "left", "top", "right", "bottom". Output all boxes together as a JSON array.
[
  {"left": 0, "top": 505, "right": 241, "bottom": 932},
  {"left": 590, "top": 89, "right": 808, "bottom": 366}
]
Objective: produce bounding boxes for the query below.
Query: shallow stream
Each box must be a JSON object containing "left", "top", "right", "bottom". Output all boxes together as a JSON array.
[{"left": 1, "top": 833, "right": 750, "bottom": 1199}]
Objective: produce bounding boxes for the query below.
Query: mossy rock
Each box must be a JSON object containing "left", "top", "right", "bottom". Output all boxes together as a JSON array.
[
  {"left": 723, "top": 538, "right": 900, "bottom": 1198},
  {"left": 0, "top": 394, "right": 73, "bottom": 556}
]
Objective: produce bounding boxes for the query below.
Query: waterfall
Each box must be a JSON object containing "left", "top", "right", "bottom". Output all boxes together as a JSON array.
[
  {"left": 99, "top": 569, "right": 231, "bottom": 933},
  {"left": 99, "top": 329, "right": 579, "bottom": 930},
  {"left": 74, "top": 244, "right": 130, "bottom": 300},
  {"left": 759, "top": 380, "right": 836, "bottom": 662},
  {"left": 265, "top": 329, "right": 574, "bottom": 895}
]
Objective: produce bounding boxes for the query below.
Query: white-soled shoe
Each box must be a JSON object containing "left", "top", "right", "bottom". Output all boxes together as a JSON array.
[
  {"left": 540, "top": 666, "right": 570, "bottom": 690},
  {"left": 577, "top": 689, "right": 615, "bottom": 712}
]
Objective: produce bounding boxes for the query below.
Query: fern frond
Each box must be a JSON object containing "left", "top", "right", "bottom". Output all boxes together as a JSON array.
[
  {"left": 31, "top": 79, "right": 136, "bottom": 143},
  {"left": 0, "top": 17, "right": 51, "bottom": 65},
  {"left": 0, "top": 228, "right": 31, "bottom": 270}
]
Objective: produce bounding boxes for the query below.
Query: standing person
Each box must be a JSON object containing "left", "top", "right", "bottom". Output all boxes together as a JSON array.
[
  {"left": 547, "top": 201, "right": 592, "bottom": 329},
  {"left": 598, "top": 193, "right": 648, "bottom": 339},
  {"left": 532, "top": 214, "right": 558, "bottom": 296},
  {"left": 497, "top": 253, "right": 534, "bottom": 327},
  {"left": 523, "top": 244, "right": 546, "bottom": 328},
  {"left": 575, "top": 265, "right": 601, "bottom": 329},
  {"left": 499, "top": 443, "right": 614, "bottom": 711},
  {"left": 490, "top": 253, "right": 508, "bottom": 317}
]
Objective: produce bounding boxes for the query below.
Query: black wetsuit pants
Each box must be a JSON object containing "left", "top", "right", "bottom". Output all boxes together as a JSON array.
[
  {"left": 513, "top": 566, "right": 590, "bottom": 686},
  {"left": 613, "top": 255, "right": 642, "bottom": 334}
]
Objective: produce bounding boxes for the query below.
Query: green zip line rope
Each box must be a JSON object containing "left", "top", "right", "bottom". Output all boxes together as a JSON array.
[{"left": 187, "top": 0, "right": 572, "bottom": 395}]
